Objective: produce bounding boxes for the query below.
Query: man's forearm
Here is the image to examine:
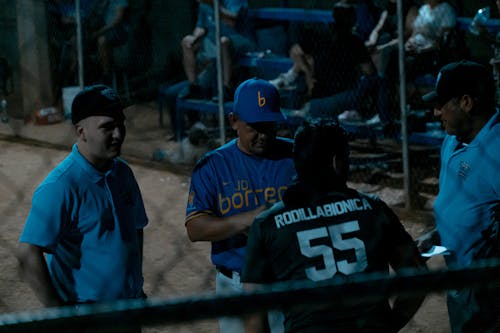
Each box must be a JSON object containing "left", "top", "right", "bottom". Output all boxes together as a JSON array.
[{"left": 17, "top": 243, "right": 65, "bottom": 307}]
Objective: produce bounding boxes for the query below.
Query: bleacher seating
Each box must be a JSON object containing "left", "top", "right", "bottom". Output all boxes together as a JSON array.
[
  {"left": 161, "top": 5, "right": 500, "bottom": 147},
  {"left": 174, "top": 99, "right": 233, "bottom": 142}
]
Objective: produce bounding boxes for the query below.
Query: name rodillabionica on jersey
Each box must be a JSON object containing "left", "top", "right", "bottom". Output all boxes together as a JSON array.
[{"left": 275, "top": 198, "right": 373, "bottom": 229}]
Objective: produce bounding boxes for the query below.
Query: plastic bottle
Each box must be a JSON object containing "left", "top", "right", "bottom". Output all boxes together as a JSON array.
[{"left": 1, "top": 98, "right": 8, "bottom": 123}]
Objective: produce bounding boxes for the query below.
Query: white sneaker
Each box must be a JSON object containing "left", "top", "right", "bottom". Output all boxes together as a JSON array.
[
  {"left": 282, "top": 102, "right": 310, "bottom": 119},
  {"left": 269, "top": 69, "right": 298, "bottom": 90},
  {"left": 338, "top": 110, "right": 362, "bottom": 122},
  {"left": 365, "top": 114, "right": 381, "bottom": 126}
]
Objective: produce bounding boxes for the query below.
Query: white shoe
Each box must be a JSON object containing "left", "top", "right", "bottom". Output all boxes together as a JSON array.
[
  {"left": 365, "top": 114, "right": 381, "bottom": 125},
  {"left": 269, "top": 69, "right": 298, "bottom": 90},
  {"left": 283, "top": 102, "right": 310, "bottom": 119},
  {"left": 338, "top": 110, "right": 362, "bottom": 122}
]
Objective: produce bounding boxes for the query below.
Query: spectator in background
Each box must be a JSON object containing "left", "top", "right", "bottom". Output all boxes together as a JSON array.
[
  {"left": 404, "top": 0, "right": 456, "bottom": 82},
  {"left": 475, "top": 0, "right": 500, "bottom": 105},
  {"left": 180, "top": 0, "right": 256, "bottom": 101},
  {"left": 288, "top": 3, "right": 391, "bottom": 127},
  {"left": 269, "top": 20, "right": 333, "bottom": 99},
  {"left": 48, "top": 0, "right": 99, "bottom": 86},
  {"left": 160, "top": 0, "right": 256, "bottom": 139},
  {"left": 16, "top": 85, "right": 147, "bottom": 333},
  {"left": 48, "top": 0, "right": 130, "bottom": 85},
  {"left": 346, "top": 0, "right": 380, "bottom": 42},
  {"left": 365, "top": 0, "right": 419, "bottom": 78},
  {"left": 405, "top": 0, "right": 456, "bottom": 53},
  {"left": 269, "top": 0, "right": 379, "bottom": 98},
  {"left": 421, "top": 60, "right": 500, "bottom": 332},
  {"left": 242, "top": 120, "right": 426, "bottom": 333},
  {"left": 90, "top": 0, "right": 130, "bottom": 83}
]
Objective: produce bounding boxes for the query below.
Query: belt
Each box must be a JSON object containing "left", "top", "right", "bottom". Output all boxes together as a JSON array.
[{"left": 217, "top": 266, "right": 239, "bottom": 279}]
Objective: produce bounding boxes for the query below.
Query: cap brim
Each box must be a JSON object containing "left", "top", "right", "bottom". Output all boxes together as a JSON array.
[
  {"left": 239, "top": 110, "right": 285, "bottom": 123},
  {"left": 422, "top": 90, "right": 438, "bottom": 103}
]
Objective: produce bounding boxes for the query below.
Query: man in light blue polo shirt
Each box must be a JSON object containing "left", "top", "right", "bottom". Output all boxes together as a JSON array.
[
  {"left": 421, "top": 61, "right": 500, "bottom": 332},
  {"left": 17, "top": 85, "right": 148, "bottom": 332}
]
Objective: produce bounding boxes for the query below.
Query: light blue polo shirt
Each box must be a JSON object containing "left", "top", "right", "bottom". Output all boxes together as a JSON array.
[
  {"left": 434, "top": 110, "right": 500, "bottom": 267},
  {"left": 20, "top": 144, "right": 148, "bottom": 303}
]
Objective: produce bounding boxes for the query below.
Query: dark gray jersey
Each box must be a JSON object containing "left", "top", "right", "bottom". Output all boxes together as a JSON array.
[{"left": 242, "top": 185, "right": 419, "bottom": 333}]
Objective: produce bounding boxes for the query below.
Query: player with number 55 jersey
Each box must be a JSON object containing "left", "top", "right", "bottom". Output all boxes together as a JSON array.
[{"left": 242, "top": 121, "right": 426, "bottom": 333}]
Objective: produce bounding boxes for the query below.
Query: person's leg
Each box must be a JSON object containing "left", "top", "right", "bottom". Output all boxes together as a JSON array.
[
  {"left": 97, "top": 26, "right": 128, "bottom": 81},
  {"left": 447, "top": 289, "right": 474, "bottom": 333},
  {"left": 219, "top": 33, "right": 256, "bottom": 100},
  {"left": 181, "top": 35, "right": 201, "bottom": 84},
  {"left": 215, "top": 271, "right": 284, "bottom": 333},
  {"left": 97, "top": 35, "right": 111, "bottom": 77},
  {"left": 220, "top": 36, "right": 232, "bottom": 88},
  {"left": 215, "top": 271, "right": 245, "bottom": 333},
  {"left": 355, "top": 74, "right": 391, "bottom": 123},
  {"left": 308, "top": 90, "right": 358, "bottom": 121},
  {"left": 289, "top": 44, "right": 314, "bottom": 95}
]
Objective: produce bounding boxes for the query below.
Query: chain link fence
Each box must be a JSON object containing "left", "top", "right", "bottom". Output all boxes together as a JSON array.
[{"left": 1, "top": 0, "right": 499, "bottom": 331}]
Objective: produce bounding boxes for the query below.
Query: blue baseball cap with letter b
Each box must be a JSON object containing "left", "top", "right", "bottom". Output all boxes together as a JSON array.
[{"left": 233, "top": 78, "right": 285, "bottom": 123}]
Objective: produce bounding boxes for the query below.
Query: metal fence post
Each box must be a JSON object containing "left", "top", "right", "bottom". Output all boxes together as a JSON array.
[
  {"left": 214, "top": 0, "right": 226, "bottom": 146},
  {"left": 397, "top": 0, "right": 412, "bottom": 209}
]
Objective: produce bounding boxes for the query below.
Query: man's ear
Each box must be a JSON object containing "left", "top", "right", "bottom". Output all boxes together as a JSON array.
[
  {"left": 228, "top": 113, "right": 238, "bottom": 130},
  {"left": 75, "top": 123, "right": 86, "bottom": 141},
  {"left": 461, "top": 94, "right": 474, "bottom": 113}
]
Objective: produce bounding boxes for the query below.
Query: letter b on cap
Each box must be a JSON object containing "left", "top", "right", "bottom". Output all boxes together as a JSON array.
[{"left": 258, "top": 91, "right": 266, "bottom": 107}]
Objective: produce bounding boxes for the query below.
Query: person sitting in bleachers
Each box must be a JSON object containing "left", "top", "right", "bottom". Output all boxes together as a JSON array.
[
  {"left": 365, "top": 0, "right": 419, "bottom": 78},
  {"left": 159, "top": 0, "right": 256, "bottom": 140},
  {"left": 286, "top": 3, "right": 391, "bottom": 127},
  {"left": 404, "top": 0, "right": 457, "bottom": 81},
  {"left": 179, "top": 0, "right": 256, "bottom": 101}
]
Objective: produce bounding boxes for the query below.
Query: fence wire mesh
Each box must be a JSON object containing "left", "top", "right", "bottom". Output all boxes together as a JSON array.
[{"left": 0, "top": 0, "right": 499, "bottom": 332}]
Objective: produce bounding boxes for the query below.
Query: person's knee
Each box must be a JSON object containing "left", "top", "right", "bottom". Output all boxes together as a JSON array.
[
  {"left": 181, "top": 35, "right": 191, "bottom": 49},
  {"left": 181, "top": 35, "right": 199, "bottom": 54}
]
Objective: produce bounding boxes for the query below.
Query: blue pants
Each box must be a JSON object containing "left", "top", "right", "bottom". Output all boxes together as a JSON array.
[{"left": 309, "top": 75, "right": 392, "bottom": 123}]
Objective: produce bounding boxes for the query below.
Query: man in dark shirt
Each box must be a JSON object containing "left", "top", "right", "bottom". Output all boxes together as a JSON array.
[
  {"left": 242, "top": 120, "right": 426, "bottom": 333},
  {"left": 289, "top": 3, "right": 390, "bottom": 125}
]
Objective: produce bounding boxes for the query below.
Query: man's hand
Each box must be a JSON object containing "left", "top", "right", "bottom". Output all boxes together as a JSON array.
[{"left": 415, "top": 228, "right": 440, "bottom": 254}]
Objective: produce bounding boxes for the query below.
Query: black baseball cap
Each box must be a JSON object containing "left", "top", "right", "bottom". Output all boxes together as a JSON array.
[
  {"left": 71, "top": 85, "right": 126, "bottom": 125},
  {"left": 422, "top": 60, "right": 494, "bottom": 107}
]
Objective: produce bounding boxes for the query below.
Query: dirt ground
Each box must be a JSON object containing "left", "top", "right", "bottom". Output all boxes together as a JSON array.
[{"left": 0, "top": 101, "right": 451, "bottom": 332}]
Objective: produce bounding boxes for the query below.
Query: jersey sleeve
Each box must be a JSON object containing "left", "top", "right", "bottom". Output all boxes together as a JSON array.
[
  {"left": 241, "top": 215, "right": 272, "bottom": 283},
  {"left": 488, "top": 131, "right": 500, "bottom": 196},
  {"left": 186, "top": 156, "right": 219, "bottom": 219},
  {"left": 19, "top": 182, "right": 67, "bottom": 252},
  {"left": 377, "top": 200, "right": 422, "bottom": 269}
]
